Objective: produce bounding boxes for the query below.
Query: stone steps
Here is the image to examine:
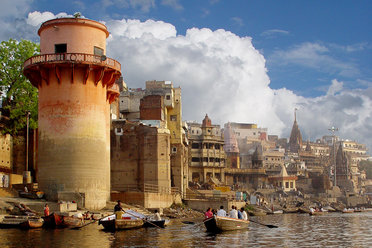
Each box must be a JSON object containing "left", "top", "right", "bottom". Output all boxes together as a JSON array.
[{"left": 0, "top": 188, "right": 19, "bottom": 198}]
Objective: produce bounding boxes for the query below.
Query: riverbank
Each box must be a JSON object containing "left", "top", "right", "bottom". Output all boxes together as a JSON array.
[{"left": 0, "top": 196, "right": 204, "bottom": 221}]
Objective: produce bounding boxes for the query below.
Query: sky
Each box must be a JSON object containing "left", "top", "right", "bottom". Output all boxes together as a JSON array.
[{"left": 1, "top": 0, "right": 371, "bottom": 153}]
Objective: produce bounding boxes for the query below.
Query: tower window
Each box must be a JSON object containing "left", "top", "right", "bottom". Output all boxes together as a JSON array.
[
  {"left": 94, "top": 46, "right": 104, "bottom": 56},
  {"left": 55, "top": 44, "right": 67, "bottom": 53}
]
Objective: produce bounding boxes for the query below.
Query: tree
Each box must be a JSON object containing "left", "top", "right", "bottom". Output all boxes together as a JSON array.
[{"left": 0, "top": 39, "right": 39, "bottom": 135}]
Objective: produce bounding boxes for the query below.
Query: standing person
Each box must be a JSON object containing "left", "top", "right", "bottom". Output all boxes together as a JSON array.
[
  {"left": 44, "top": 203, "right": 50, "bottom": 216},
  {"left": 217, "top": 206, "right": 227, "bottom": 217},
  {"left": 205, "top": 208, "right": 213, "bottom": 218},
  {"left": 229, "top": 205, "right": 238, "bottom": 218},
  {"left": 2, "top": 175, "right": 5, "bottom": 188},
  {"left": 240, "top": 207, "right": 248, "bottom": 220}
]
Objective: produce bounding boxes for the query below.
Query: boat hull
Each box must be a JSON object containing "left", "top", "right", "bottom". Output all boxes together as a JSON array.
[
  {"left": 204, "top": 216, "right": 249, "bottom": 233},
  {"left": 20, "top": 219, "right": 44, "bottom": 229},
  {"left": 63, "top": 216, "right": 84, "bottom": 228},
  {"left": 143, "top": 220, "right": 165, "bottom": 228},
  {"left": 99, "top": 215, "right": 144, "bottom": 231},
  {"left": 42, "top": 213, "right": 65, "bottom": 228}
]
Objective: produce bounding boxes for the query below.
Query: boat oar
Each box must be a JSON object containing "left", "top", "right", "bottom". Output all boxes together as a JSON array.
[
  {"left": 124, "top": 211, "right": 164, "bottom": 229},
  {"left": 249, "top": 219, "right": 278, "bottom": 228}
]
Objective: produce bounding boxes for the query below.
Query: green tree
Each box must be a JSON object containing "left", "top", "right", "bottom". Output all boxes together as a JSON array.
[{"left": 0, "top": 39, "right": 39, "bottom": 135}]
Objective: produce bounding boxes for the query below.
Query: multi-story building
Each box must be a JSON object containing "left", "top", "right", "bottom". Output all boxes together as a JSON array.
[
  {"left": 110, "top": 120, "right": 175, "bottom": 208},
  {"left": 115, "top": 80, "right": 188, "bottom": 196},
  {"left": 340, "top": 140, "right": 369, "bottom": 163},
  {"left": 188, "top": 115, "right": 225, "bottom": 184},
  {"left": 229, "top": 122, "right": 268, "bottom": 142}
]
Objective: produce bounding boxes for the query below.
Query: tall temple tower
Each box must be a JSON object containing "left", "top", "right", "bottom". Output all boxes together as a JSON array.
[
  {"left": 23, "top": 17, "right": 121, "bottom": 209},
  {"left": 289, "top": 108, "right": 303, "bottom": 153}
]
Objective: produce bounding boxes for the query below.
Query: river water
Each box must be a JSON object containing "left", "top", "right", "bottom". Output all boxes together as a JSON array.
[{"left": 1, "top": 212, "right": 372, "bottom": 248}]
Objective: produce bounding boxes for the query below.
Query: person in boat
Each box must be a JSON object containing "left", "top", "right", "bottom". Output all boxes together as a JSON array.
[
  {"left": 229, "top": 205, "right": 238, "bottom": 218},
  {"left": 212, "top": 209, "right": 217, "bottom": 215},
  {"left": 217, "top": 205, "right": 226, "bottom": 217},
  {"left": 114, "top": 200, "right": 125, "bottom": 219},
  {"left": 205, "top": 208, "right": 213, "bottom": 218},
  {"left": 237, "top": 207, "right": 243, "bottom": 219},
  {"left": 154, "top": 210, "right": 161, "bottom": 221},
  {"left": 44, "top": 203, "right": 50, "bottom": 216},
  {"left": 240, "top": 207, "right": 248, "bottom": 220},
  {"left": 310, "top": 207, "right": 315, "bottom": 213}
]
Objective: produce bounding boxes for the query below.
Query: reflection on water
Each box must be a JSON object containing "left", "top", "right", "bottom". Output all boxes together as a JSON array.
[{"left": 1, "top": 212, "right": 372, "bottom": 248}]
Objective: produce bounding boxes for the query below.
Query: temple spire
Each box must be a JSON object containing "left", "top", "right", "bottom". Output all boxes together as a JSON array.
[{"left": 294, "top": 108, "right": 297, "bottom": 122}]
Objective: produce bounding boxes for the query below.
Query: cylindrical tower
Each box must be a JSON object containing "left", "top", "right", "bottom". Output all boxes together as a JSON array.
[{"left": 23, "top": 17, "right": 121, "bottom": 210}]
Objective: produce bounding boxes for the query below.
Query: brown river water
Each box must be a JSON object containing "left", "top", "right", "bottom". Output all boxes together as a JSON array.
[{"left": 1, "top": 212, "right": 372, "bottom": 248}]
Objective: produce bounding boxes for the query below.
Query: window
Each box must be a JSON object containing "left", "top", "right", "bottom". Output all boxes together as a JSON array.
[
  {"left": 191, "top": 157, "right": 200, "bottom": 162},
  {"left": 170, "top": 115, "right": 177, "bottom": 121},
  {"left": 55, "top": 44, "right": 67, "bottom": 53},
  {"left": 290, "top": 182, "right": 294, "bottom": 188},
  {"left": 285, "top": 182, "right": 289, "bottom": 188},
  {"left": 192, "top": 143, "right": 200, "bottom": 149},
  {"left": 94, "top": 46, "right": 104, "bottom": 56},
  {"left": 172, "top": 147, "right": 177, "bottom": 153},
  {"left": 166, "top": 95, "right": 171, "bottom": 100}
]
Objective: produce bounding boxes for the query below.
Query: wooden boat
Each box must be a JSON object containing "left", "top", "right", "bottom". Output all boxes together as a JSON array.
[
  {"left": 99, "top": 214, "right": 144, "bottom": 231},
  {"left": 342, "top": 208, "right": 355, "bottom": 213},
  {"left": 63, "top": 216, "right": 84, "bottom": 228},
  {"left": 309, "top": 211, "right": 325, "bottom": 216},
  {"left": 143, "top": 219, "right": 166, "bottom": 228},
  {"left": 42, "top": 213, "right": 65, "bottom": 228},
  {"left": 116, "top": 218, "right": 143, "bottom": 229},
  {"left": 0, "top": 215, "right": 42, "bottom": 228},
  {"left": 203, "top": 216, "right": 249, "bottom": 233},
  {"left": 20, "top": 218, "right": 44, "bottom": 229}
]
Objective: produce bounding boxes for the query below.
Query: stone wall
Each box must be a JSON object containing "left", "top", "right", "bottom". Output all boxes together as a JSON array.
[{"left": 111, "top": 191, "right": 176, "bottom": 208}]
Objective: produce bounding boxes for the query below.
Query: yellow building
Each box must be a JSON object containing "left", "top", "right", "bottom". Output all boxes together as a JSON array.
[
  {"left": 268, "top": 164, "right": 297, "bottom": 192},
  {"left": 116, "top": 80, "right": 188, "bottom": 196},
  {"left": 188, "top": 115, "right": 225, "bottom": 184}
]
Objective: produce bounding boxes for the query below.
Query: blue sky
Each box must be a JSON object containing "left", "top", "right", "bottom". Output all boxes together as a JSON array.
[
  {"left": 29, "top": 0, "right": 372, "bottom": 97},
  {"left": 1, "top": 0, "right": 371, "bottom": 152}
]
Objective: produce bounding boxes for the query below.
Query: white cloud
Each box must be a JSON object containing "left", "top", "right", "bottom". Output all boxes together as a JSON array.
[
  {"left": 0, "top": 0, "right": 34, "bottom": 41},
  {"left": 161, "top": 0, "right": 183, "bottom": 10},
  {"left": 231, "top": 17, "right": 243, "bottom": 27},
  {"left": 271, "top": 42, "right": 360, "bottom": 77},
  {"left": 105, "top": 18, "right": 372, "bottom": 151},
  {"left": 26, "top": 11, "right": 72, "bottom": 27},
  {"left": 327, "top": 79, "right": 343, "bottom": 96},
  {"left": 261, "top": 29, "right": 289, "bottom": 37}
]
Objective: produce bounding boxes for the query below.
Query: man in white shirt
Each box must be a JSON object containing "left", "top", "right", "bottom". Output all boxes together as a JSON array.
[
  {"left": 240, "top": 207, "right": 248, "bottom": 220},
  {"left": 229, "top": 205, "right": 238, "bottom": 218},
  {"left": 217, "top": 205, "right": 226, "bottom": 217}
]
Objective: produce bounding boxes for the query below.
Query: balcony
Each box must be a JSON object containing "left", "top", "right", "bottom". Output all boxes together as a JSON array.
[
  {"left": 24, "top": 53, "right": 121, "bottom": 71},
  {"left": 23, "top": 53, "right": 122, "bottom": 89}
]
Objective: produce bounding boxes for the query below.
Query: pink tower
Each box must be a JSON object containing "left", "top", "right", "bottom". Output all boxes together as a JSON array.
[{"left": 23, "top": 17, "right": 121, "bottom": 209}]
